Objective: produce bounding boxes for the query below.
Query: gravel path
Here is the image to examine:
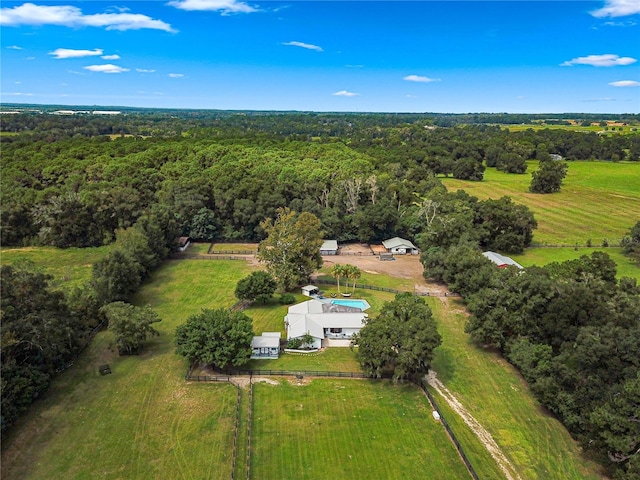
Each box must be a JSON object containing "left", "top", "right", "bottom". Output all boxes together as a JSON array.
[{"left": 425, "top": 370, "right": 522, "bottom": 480}]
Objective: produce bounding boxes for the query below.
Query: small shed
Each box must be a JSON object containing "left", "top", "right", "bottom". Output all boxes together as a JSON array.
[
  {"left": 301, "top": 285, "right": 320, "bottom": 297},
  {"left": 382, "top": 237, "right": 420, "bottom": 255},
  {"left": 176, "top": 236, "right": 191, "bottom": 252},
  {"left": 320, "top": 239, "right": 338, "bottom": 256},
  {"left": 482, "top": 251, "right": 523, "bottom": 269},
  {"left": 251, "top": 332, "right": 281, "bottom": 359}
]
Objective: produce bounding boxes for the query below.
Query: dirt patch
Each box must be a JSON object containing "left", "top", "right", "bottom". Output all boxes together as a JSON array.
[
  {"left": 337, "top": 243, "right": 374, "bottom": 255},
  {"left": 321, "top": 254, "right": 449, "bottom": 296},
  {"left": 425, "top": 370, "right": 522, "bottom": 480}
]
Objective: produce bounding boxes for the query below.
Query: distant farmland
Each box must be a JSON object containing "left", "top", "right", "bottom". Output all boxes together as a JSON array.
[{"left": 442, "top": 161, "right": 640, "bottom": 245}]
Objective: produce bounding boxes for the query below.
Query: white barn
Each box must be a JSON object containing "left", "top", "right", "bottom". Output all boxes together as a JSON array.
[
  {"left": 382, "top": 237, "right": 420, "bottom": 255},
  {"left": 320, "top": 239, "right": 338, "bottom": 256},
  {"left": 482, "top": 251, "right": 523, "bottom": 269}
]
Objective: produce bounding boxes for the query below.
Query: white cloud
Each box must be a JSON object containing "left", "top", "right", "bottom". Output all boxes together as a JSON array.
[
  {"left": 560, "top": 54, "right": 637, "bottom": 67},
  {"left": 101, "top": 54, "right": 120, "bottom": 60},
  {"left": 83, "top": 64, "right": 129, "bottom": 73},
  {"left": 49, "top": 48, "right": 103, "bottom": 59},
  {"left": 136, "top": 68, "right": 156, "bottom": 73},
  {"left": 582, "top": 97, "right": 616, "bottom": 102},
  {"left": 0, "top": 3, "right": 175, "bottom": 32},
  {"left": 591, "top": 0, "right": 640, "bottom": 18},
  {"left": 609, "top": 80, "right": 640, "bottom": 87},
  {"left": 601, "top": 20, "right": 637, "bottom": 26},
  {"left": 167, "top": 0, "right": 257, "bottom": 15},
  {"left": 3, "top": 92, "right": 33, "bottom": 96},
  {"left": 333, "top": 90, "right": 358, "bottom": 97},
  {"left": 345, "top": 64, "right": 364, "bottom": 68},
  {"left": 283, "top": 41, "right": 323, "bottom": 52},
  {"left": 403, "top": 74, "right": 440, "bottom": 83},
  {"left": 6, "top": 45, "right": 22, "bottom": 50},
  {"left": 168, "top": 73, "right": 184, "bottom": 78}
]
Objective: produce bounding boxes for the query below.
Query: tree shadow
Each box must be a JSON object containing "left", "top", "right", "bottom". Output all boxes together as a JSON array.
[{"left": 431, "top": 346, "right": 456, "bottom": 384}]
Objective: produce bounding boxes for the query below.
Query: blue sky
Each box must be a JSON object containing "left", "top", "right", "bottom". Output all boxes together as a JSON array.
[{"left": 1, "top": 0, "right": 639, "bottom": 113}]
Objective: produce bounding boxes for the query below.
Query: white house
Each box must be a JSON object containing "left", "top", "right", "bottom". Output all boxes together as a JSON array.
[
  {"left": 482, "top": 251, "right": 523, "bottom": 269},
  {"left": 251, "top": 332, "right": 281, "bottom": 359},
  {"left": 284, "top": 299, "right": 369, "bottom": 348},
  {"left": 320, "top": 239, "right": 338, "bottom": 255},
  {"left": 382, "top": 237, "right": 420, "bottom": 255}
]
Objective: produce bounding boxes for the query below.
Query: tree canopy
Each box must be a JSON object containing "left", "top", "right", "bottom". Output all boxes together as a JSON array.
[
  {"left": 234, "top": 271, "right": 277, "bottom": 304},
  {"left": 529, "top": 159, "right": 569, "bottom": 193},
  {"left": 101, "top": 302, "right": 161, "bottom": 355},
  {"left": 174, "top": 308, "right": 254, "bottom": 369},
  {"left": 257, "top": 207, "right": 324, "bottom": 291},
  {"left": 352, "top": 293, "right": 442, "bottom": 380}
]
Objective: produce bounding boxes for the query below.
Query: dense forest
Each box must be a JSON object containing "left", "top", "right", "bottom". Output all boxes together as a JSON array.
[{"left": 1, "top": 109, "right": 639, "bottom": 478}]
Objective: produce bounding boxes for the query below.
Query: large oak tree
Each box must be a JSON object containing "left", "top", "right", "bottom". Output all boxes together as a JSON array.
[
  {"left": 257, "top": 207, "right": 323, "bottom": 291},
  {"left": 352, "top": 293, "right": 442, "bottom": 380}
]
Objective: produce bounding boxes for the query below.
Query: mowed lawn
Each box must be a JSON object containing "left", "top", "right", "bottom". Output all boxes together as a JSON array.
[
  {"left": 428, "top": 298, "right": 605, "bottom": 480},
  {"left": 1, "top": 259, "right": 253, "bottom": 480},
  {"left": 441, "top": 161, "right": 640, "bottom": 245},
  {"left": 250, "top": 379, "right": 471, "bottom": 480}
]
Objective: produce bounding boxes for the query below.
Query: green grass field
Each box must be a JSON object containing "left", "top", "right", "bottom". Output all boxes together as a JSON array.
[
  {"left": 441, "top": 161, "right": 640, "bottom": 245},
  {"left": 0, "top": 246, "right": 110, "bottom": 290},
  {"left": 500, "top": 123, "right": 639, "bottom": 134},
  {"left": 0, "top": 256, "right": 611, "bottom": 480},
  {"left": 1, "top": 259, "right": 252, "bottom": 480},
  {"left": 428, "top": 297, "right": 604, "bottom": 480},
  {"left": 511, "top": 247, "right": 640, "bottom": 280},
  {"left": 250, "top": 379, "right": 471, "bottom": 480}
]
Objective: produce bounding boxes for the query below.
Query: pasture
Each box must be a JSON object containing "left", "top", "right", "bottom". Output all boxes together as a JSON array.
[
  {"left": 0, "top": 254, "right": 610, "bottom": 480},
  {"left": 251, "top": 379, "right": 471, "bottom": 480},
  {"left": 502, "top": 123, "right": 638, "bottom": 134},
  {"left": 441, "top": 161, "right": 640, "bottom": 245},
  {"left": 511, "top": 247, "right": 639, "bottom": 280},
  {"left": 1, "top": 259, "right": 252, "bottom": 480},
  {"left": 0, "top": 246, "right": 110, "bottom": 290},
  {"left": 427, "top": 297, "right": 604, "bottom": 479}
]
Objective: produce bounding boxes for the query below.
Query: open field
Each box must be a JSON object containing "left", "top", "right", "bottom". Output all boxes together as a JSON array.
[
  {"left": 323, "top": 261, "right": 606, "bottom": 479},
  {"left": 511, "top": 247, "right": 639, "bottom": 280},
  {"left": 1, "top": 254, "right": 609, "bottom": 479},
  {"left": 251, "top": 378, "right": 471, "bottom": 479},
  {"left": 0, "top": 246, "right": 110, "bottom": 290},
  {"left": 441, "top": 161, "right": 640, "bottom": 245},
  {"left": 210, "top": 242, "right": 259, "bottom": 252},
  {"left": 1, "top": 259, "right": 252, "bottom": 480},
  {"left": 501, "top": 124, "right": 639, "bottom": 134},
  {"left": 428, "top": 297, "right": 604, "bottom": 480}
]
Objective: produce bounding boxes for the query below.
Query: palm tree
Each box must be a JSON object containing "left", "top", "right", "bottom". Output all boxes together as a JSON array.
[
  {"left": 344, "top": 264, "right": 361, "bottom": 296},
  {"left": 331, "top": 264, "right": 346, "bottom": 295}
]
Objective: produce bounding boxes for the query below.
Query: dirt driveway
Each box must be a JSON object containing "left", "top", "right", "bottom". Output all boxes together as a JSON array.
[{"left": 320, "top": 245, "right": 449, "bottom": 296}]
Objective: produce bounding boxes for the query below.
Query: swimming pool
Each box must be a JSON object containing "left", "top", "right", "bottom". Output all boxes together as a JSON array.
[{"left": 331, "top": 299, "right": 370, "bottom": 311}]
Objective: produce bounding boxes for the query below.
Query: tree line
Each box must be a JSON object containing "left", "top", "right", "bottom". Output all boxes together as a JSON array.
[{"left": 421, "top": 243, "right": 639, "bottom": 479}]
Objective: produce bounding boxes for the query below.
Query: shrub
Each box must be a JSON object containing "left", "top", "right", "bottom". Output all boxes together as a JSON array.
[
  {"left": 287, "top": 338, "right": 302, "bottom": 349},
  {"left": 279, "top": 293, "right": 296, "bottom": 304}
]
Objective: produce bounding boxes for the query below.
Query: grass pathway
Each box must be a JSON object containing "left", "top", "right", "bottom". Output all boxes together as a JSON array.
[{"left": 426, "top": 370, "right": 521, "bottom": 480}]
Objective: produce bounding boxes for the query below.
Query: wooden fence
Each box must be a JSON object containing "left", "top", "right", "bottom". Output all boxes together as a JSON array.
[
  {"left": 55, "top": 319, "right": 107, "bottom": 373},
  {"left": 185, "top": 366, "right": 479, "bottom": 479},
  {"left": 313, "top": 277, "right": 460, "bottom": 298},
  {"left": 415, "top": 378, "right": 479, "bottom": 480}
]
